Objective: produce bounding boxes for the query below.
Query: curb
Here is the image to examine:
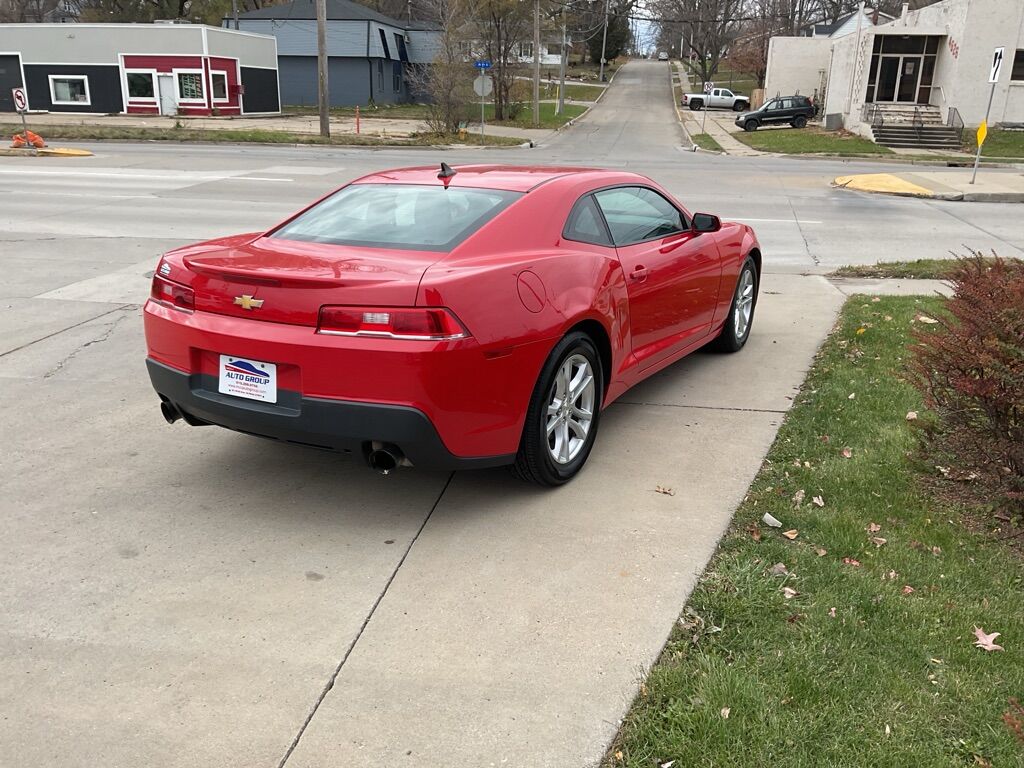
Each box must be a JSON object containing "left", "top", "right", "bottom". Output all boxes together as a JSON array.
[
  {"left": 553, "top": 66, "right": 619, "bottom": 136},
  {"left": 831, "top": 176, "right": 1024, "bottom": 203},
  {"left": 0, "top": 146, "right": 93, "bottom": 157}
]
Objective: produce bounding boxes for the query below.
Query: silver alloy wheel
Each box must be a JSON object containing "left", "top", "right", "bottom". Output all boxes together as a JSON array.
[
  {"left": 734, "top": 268, "right": 755, "bottom": 340},
  {"left": 546, "top": 353, "right": 596, "bottom": 465}
]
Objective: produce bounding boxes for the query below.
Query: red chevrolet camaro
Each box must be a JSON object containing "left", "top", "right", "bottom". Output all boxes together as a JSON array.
[{"left": 145, "top": 165, "right": 761, "bottom": 485}]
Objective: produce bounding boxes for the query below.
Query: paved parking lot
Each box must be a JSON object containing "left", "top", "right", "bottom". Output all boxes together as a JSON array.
[{"left": 2, "top": 61, "right": 1022, "bottom": 768}]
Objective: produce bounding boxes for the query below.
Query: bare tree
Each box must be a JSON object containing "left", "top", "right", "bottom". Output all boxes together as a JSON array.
[
  {"left": 473, "top": 0, "right": 531, "bottom": 120},
  {"left": 407, "top": 0, "right": 473, "bottom": 134}
]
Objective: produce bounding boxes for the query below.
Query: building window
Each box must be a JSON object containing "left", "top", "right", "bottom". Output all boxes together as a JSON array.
[
  {"left": 518, "top": 42, "right": 533, "bottom": 59},
  {"left": 49, "top": 75, "right": 89, "bottom": 105},
  {"left": 457, "top": 40, "right": 472, "bottom": 58},
  {"left": 393, "top": 61, "right": 402, "bottom": 93},
  {"left": 176, "top": 71, "right": 204, "bottom": 101},
  {"left": 126, "top": 72, "right": 155, "bottom": 99},
  {"left": 1012, "top": 50, "right": 1024, "bottom": 81},
  {"left": 378, "top": 60, "right": 384, "bottom": 91},
  {"left": 210, "top": 71, "right": 229, "bottom": 102}
]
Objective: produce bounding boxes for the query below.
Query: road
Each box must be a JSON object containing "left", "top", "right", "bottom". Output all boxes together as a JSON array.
[{"left": 1, "top": 60, "right": 1021, "bottom": 768}]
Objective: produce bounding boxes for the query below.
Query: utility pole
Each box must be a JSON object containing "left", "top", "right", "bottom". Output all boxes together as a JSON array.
[
  {"left": 598, "top": 0, "right": 610, "bottom": 82},
  {"left": 232, "top": 0, "right": 238, "bottom": 30},
  {"left": 532, "top": 0, "right": 541, "bottom": 127},
  {"left": 316, "top": 0, "right": 330, "bottom": 138},
  {"left": 557, "top": 4, "right": 567, "bottom": 115}
]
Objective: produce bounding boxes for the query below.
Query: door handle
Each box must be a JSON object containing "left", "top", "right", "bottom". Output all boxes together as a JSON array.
[{"left": 629, "top": 265, "right": 649, "bottom": 281}]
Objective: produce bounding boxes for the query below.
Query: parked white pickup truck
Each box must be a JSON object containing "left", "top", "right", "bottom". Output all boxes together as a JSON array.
[{"left": 680, "top": 88, "right": 750, "bottom": 112}]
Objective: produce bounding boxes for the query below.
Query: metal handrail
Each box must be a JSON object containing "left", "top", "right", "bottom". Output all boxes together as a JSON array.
[
  {"left": 912, "top": 106, "right": 924, "bottom": 141},
  {"left": 861, "top": 103, "right": 884, "bottom": 130},
  {"left": 946, "top": 106, "right": 964, "bottom": 143}
]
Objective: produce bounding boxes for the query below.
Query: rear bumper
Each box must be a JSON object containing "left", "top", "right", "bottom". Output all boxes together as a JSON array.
[{"left": 147, "top": 358, "right": 514, "bottom": 470}]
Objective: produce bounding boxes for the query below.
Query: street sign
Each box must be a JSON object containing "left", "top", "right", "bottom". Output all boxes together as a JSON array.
[
  {"left": 474, "top": 60, "right": 492, "bottom": 70},
  {"left": 703, "top": 81, "right": 714, "bottom": 94},
  {"left": 989, "top": 47, "right": 1004, "bottom": 84},
  {"left": 977, "top": 120, "right": 988, "bottom": 146},
  {"left": 473, "top": 75, "right": 493, "bottom": 98},
  {"left": 12, "top": 87, "right": 27, "bottom": 112}
]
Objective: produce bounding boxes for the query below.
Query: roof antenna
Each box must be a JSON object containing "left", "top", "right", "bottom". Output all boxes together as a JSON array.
[{"left": 438, "top": 162, "right": 457, "bottom": 188}]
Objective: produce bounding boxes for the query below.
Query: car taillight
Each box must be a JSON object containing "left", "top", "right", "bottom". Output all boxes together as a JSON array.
[
  {"left": 151, "top": 274, "right": 195, "bottom": 312},
  {"left": 317, "top": 307, "right": 469, "bottom": 340}
]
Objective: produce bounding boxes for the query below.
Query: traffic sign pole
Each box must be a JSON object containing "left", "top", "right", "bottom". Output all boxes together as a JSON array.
[
  {"left": 12, "top": 87, "right": 30, "bottom": 152},
  {"left": 474, "top": 61, "right": 492, "bottom": 140},
  {"left": 971, "top": 47, "right": 1004, "bottom": 185}
]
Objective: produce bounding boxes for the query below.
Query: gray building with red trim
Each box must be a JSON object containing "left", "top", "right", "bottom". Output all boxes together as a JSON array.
[{"left": 0, "top": 23, "right": 280, "bottom": 115}]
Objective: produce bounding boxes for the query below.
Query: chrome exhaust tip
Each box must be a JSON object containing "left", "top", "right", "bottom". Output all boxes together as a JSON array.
[
  {"left": 367, "top": 449, "right": 400, "bottom": 475},
  {"left": 160, "top": 400, "right": 182, "bottom": 425}
]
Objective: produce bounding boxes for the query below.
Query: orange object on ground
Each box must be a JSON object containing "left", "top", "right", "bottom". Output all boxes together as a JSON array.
[{"left": 11, "top": 130, "right": 46, "bottom": 148}]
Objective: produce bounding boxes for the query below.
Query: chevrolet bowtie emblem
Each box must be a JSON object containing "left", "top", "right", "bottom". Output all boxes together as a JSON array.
[{"left": 234, "top": 295, "right": 264, "bottom": 310}]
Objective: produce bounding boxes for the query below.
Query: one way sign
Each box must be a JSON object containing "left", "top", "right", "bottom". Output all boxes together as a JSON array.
[{"left": 989, "top": 47, "right": 1004, "bottom": 84}]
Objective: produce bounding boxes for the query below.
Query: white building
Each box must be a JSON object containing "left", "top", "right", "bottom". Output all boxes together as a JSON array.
[{"left": 763, "top": 0, "right": 1024, "bottom": 147}]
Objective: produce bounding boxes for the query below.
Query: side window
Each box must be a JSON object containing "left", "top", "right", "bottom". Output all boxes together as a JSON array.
[
  {"left": 780, "top": 97, "right": 794, "bottom": 109},
  {"left": 594, "top": 187, "right": 687, "bottom": 246},
  {"left": 713, "top": 89, "right": 722, "bottom": 97},
  {"left": 721, "top": 89, "right": 733, "bottom": 98},
  {"left": 564, "top": 195, "right": 612, "bottom": 247}
]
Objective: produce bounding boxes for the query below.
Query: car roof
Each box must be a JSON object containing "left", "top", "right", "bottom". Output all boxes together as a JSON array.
[{"left": 351, "top": 165, "right": 622, "bottom": 193}]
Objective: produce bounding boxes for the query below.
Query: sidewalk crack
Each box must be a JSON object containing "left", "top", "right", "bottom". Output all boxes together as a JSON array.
[
  {"left": 616, "top": 400, "right": 788, "bottom": 415},
  {"left": 276, "top": 472, "right": 455, "bottom": 768},
  {"left": 43, "top": 309, "right": 132, "bottom": 379}
]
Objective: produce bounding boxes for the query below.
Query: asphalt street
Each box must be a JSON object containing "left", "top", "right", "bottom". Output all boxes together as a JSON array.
[{"left": 1, "top": 60, "right": 1021, "bottom": 768}]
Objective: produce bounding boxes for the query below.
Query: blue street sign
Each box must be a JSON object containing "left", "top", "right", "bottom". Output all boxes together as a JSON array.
[{"left": 474, "top": 60, "right": 492, "bottom": 69}]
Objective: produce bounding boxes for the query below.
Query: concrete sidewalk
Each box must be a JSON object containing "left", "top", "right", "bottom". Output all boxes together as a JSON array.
[
  {"left": 672, "top": 62, "right": 759, "bottom": 156},
  {"left": 833, "top": 169, "right": 1024, "bottom": 202}
]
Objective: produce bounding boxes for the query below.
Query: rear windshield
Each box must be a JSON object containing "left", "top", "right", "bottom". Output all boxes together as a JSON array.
[{"left": 270, "top": 183, "right": 523, "bottom": 252}]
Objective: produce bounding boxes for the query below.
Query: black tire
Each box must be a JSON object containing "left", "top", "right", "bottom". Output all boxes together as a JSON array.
[
  {"left": 511, "top": 332, "right": 604, "bottom": 486},
  {"left": 689, "top": 99, "right": 703, "bottom": 111},
  {"left": 733, "top": 101, "right": 748, "bottom": 112},
  {"left": 710, "top": 256, "right": 758, "bottom": 353},
  {"left": 792, "top": 115, "right": 808, "bottom": 128},
  {"left": 743, "top": 119, "right": 759, "bottom": 132}
]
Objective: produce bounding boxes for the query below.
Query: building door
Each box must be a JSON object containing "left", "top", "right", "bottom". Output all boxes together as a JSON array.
[
  {"left": 157, "top": 74, "right": 176, "bottom": 115},
  {"left": 873, "top": 54, "right": 923, "bottom": 103},
  {"left": 0, "top": 54, "right": 24, "bottom": 112}
]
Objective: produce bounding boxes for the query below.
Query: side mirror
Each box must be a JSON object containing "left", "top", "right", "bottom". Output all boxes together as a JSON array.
[{"left": 692, "top": 213, "right": 721, "bottom": 233}]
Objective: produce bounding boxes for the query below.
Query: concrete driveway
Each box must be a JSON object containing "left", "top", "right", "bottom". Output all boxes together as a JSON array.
[{"left": 2, "top": 60, "right": 1022, "bottom": 768}]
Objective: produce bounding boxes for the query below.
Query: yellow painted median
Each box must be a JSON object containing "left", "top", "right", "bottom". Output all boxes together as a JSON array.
[
  {"left": 833, "top": 173, "right": 934, "bottom": 198},
  {"left": 0, "top": 147, "right": 93, "bottom": 157}
]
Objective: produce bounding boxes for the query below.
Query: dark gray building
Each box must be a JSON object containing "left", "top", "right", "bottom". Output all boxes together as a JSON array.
[{"left": 228, "top": 0, "right": 440, "bottom": 107}]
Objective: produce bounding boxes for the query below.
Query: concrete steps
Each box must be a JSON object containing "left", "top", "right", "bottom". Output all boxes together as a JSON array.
[{"left": 869, "top": 106, "right": 961, "bottom": 149}]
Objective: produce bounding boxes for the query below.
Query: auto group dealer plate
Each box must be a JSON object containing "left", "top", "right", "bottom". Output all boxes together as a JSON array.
[{"left": 218, "top": 355, "right": 277, "bottom": 403}]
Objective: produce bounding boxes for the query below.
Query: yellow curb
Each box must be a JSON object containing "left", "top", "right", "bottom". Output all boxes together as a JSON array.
[
  {"left": 833, "top": 173, "right": 933, "bottom": 198},
  {"left": 1, "top": 147, "right": 93, "bottom": 157}
]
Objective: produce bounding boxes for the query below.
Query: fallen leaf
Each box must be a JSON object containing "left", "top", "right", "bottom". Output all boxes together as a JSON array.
[
  {"left": 786, "top": 613, "right": 804, "bottom": 623},
  {"left": 856, "top": 327, "right": 867, "bottom": 335},
  {"left": 886, "top": 569, "right": 898, "bottom": 580},
  {"left": 828, "top": 607, "right": 836, "bottom": 618},
  {"left": 932, "top": 546, "right": 942, "bottom": 556},
  {"left": 848, "top": 392, "right": 856, "bottom": 400},
  {"left": 615, "top": 751, "right": 623, "bottom": 761},
  {"left": 782, "top": 587, "right": 798, "bottom": 599},
  {"left": 842, "top": 557, "right": 862, "bottom": 567},
  {"left": 791, "top": 490, "right": 805, "bottom": 506},
  {"left": 720, "top": 707, "right": 731, "bottom": 719},
  {"left": 885, "top": 723, "right": 891, "bottom": 736},
  {"left": 812, "top": 495, "right": 825, "bottom": 508},
  {"left": 902, "top": 585, "right": 915, "bottom": 595},
  {"left": 868, "top": 522, "right": 882, "bottom": 533},
  {"left": 803, "top": 460, "right": 811, "bottom": 468},
  {"left": 871, "top": 297, "right": 881, "bottom": 303},
  {"left": 973, "top": 626, "right": 1004, "bottom": 652},
  {"left": 770, "top": 562, "right": 789, "bottom": 576},
  {"left": 655, "top": 485, "right": 675, "bottom": 496},
  {"left": 815, "top": 548, "right": 828, "bottom": 557},
  {"left": 763, "top": 512, "right": 782, "bottom": 528},
  {"left": 906, "top": 410, "right": 918, "bottom": 421},
  {"left": 782, "top": 529, "right": 799, "bottom": 540},
  {"left": 841, "top": 447, "right": 853, "bottom": 459},
  {"left": 747, "top": 522, "right": 762, "bottom": 542},
  {"left": 918, "top": 315, "right": 938, "bottom": 324},
  {"left": 819, "top": 434, "right": 830, "bottom": 443},
  {"left": 870, "top": 536, "right": 887, "bottom": 548},
  {"left": 660, "top": 762, "right": 675, "bottom": 768}
]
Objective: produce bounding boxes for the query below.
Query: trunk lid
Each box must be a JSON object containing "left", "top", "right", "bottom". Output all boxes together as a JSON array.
[{"left": 183, "top": 237, "right": 440, "bottom": 326}]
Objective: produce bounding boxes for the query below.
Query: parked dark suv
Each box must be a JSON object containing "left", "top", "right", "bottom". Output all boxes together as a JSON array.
[{"left": 735, "top": 95, "right": 815, "bottom": 131}]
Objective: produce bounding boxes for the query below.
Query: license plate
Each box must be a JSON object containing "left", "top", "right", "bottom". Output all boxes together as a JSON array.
[{"left": 218, "top": 355, "right": 277, "bottom": 403}]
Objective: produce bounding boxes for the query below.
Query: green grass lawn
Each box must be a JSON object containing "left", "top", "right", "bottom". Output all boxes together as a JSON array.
[
  {"left": 735, "top": 126, "right": 894, "bottom": 155},
  {"left": 2, "top": 123, "right": 525, "bottom": 147},
  {"left": 282, "top": 103, "right": 431, "bottom": 120},
  {"left": 607, "top": 296, "right": 1024, "bottom": 767},
  {"left": 967, "top": 128, "right": 1024, "bottom": 158},
  {"left": 480, "top": 102, "right": 587, "bottom": 129},
  {"left": 833, "top": 257, "right": 1023, "bottom": 280},
  {"left": 690, "top": 132, "right": 723, "bottom": 152}
]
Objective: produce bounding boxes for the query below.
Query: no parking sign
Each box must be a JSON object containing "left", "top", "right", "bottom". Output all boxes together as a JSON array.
[{"left": 12, "top": 87, "right": 27, "bottom": 112}]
